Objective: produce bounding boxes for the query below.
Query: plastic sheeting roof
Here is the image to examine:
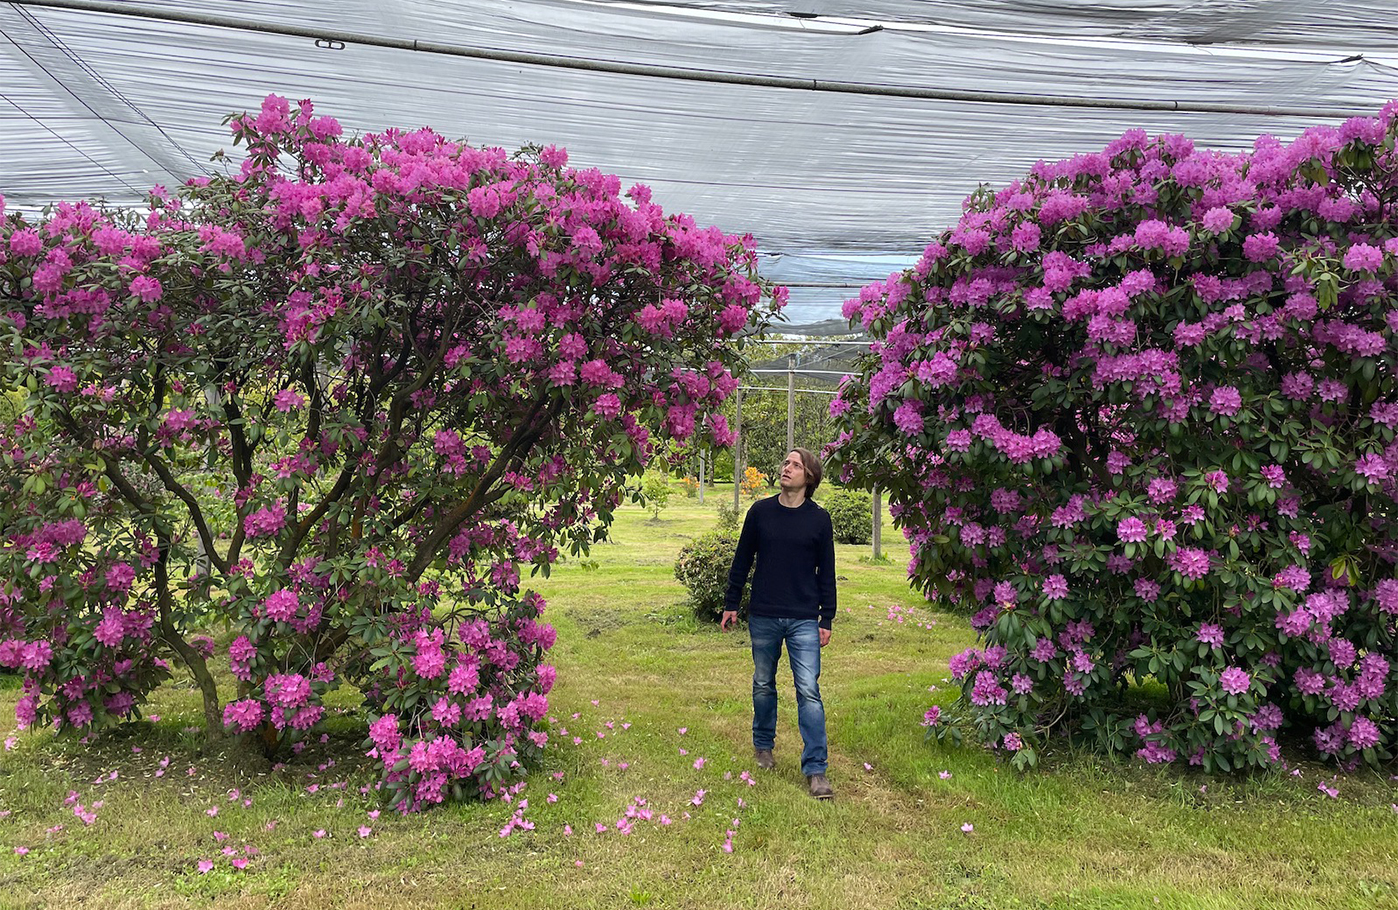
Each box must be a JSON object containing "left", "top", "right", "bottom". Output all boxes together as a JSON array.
[
  {"left": 2, "top": 0, "right": 1397, "bottom": 325},
  {"left": 617, "top": 0, "right": 1398, "bottom": 49}
]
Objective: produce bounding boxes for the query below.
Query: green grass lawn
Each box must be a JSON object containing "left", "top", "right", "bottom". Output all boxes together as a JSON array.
[{"left": 0, "top": 487, "right": 1395, "bottom": 910}]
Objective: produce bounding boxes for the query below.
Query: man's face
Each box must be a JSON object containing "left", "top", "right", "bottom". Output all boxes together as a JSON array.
[{"left": 779, "top": 452, "right": 806, "bottom": 492}]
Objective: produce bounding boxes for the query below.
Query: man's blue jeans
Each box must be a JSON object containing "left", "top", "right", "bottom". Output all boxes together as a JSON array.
[{"left": 749, "top": 615, "right": 827, "bottom": 776}]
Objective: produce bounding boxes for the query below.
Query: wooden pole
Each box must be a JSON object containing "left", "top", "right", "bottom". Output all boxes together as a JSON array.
[
  {"left": 873, "top": 485, "right": 882, "bottom": 560},
  {"left": 733, "top": 388, "right": 743, "bottom": 513},
  {"left": 787, "top": 353, "right": 796, "bottom": 453}
]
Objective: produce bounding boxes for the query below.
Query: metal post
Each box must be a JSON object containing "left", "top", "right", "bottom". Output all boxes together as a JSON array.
[
  {"left": 733, "top": 388, "right": 743, "bottom": 513},
  {"left": 873, "top": 485, "right": 882, "bottom": 560},
  {"left": 786, "top": 353, "right": 796, "bottom": 453},
  {"left": 697, "top": 447, "right": 705, "bottom": 504}
]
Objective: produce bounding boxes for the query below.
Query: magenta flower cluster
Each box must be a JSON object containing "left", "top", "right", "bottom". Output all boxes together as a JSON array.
[{"left": 829, "top": 106, "right": 1398, "bottom": 772}]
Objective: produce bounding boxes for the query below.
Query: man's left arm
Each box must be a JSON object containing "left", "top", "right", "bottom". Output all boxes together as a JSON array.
[{"left": 817, "top": 511, "right": 837, "bottom": 646}]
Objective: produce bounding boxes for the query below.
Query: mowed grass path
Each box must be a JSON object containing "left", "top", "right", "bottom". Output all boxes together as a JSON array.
[{"left": 0, "top": 487, "right": 1395, "bottom": 909}]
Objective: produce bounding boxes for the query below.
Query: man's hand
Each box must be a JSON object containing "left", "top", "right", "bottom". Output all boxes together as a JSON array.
[
  {"left": 819, "top": 627, "right": 831, "bottom": 647},
  {"left": 720, "top": 610, "right": 738, "bottom": 631}
]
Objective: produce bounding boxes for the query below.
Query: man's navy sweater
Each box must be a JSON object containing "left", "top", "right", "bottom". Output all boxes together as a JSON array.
[{"left": 724, "top": 495, "right": 837, "bottom": 630}]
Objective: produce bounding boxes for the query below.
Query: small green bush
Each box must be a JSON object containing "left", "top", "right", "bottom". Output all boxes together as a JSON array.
[
  {"left": 641, "top": 470, "right": 671, "bottom": 520},
  {"left": 823, "top": 487, "right": 872, "bottom": 545},
  {"left": 0, "top": 388, "right": 26, "bottom": 424},
  {"left": 716, "top": 501, "right": 740, "bottom": 532},
  {"left": 674, "top": 527, "right": 749, "bottom": 623}
]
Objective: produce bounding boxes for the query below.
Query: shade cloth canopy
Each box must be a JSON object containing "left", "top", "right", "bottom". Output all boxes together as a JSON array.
[{"left": 3, "top": 0, "right": 1395, "bottom": 324}]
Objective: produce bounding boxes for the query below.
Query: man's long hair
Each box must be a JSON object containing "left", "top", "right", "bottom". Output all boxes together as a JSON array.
[{"left": 791, "top": 447, "right": 823, "bottom": 499}]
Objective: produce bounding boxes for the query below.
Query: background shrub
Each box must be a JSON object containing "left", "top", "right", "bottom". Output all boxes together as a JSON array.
[
  {"left": 830, "top": 105, "right": 1398, "bottom": 773},
  {"left": 822, "top": 487, "right": 872, "bottom": 545},
  {"left": 641, "top": 470, "right": 672, "bottom": 520},
  {"left": 740, "top": 466, "right": 767, "bottom": 498},
  {"left": 675, "top": 527, "right": 749, "bottom": 623},
  {"left": 716, "top": 501, "right": 741, "bottom": 532}
]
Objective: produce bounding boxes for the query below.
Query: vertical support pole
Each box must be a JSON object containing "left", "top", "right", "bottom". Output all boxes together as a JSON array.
[
  {"left": 873, "top": 485, "right": 882, "bottom": 560},
  {"left": 697, "top": 448, "right": 705, "bottom": 504},
  {"left": 787, "top": 353, "right": 796, "bottom": 453},
  {"left": 733, "top": 388, "right": 743, "bottom": 513}
]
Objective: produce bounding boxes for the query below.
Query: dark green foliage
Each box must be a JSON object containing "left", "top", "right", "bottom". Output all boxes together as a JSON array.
[
  {"left": 674, "top": 527, "right": 749, "bottom": 622},
  {"left": 822, "top": 487, "right": 872, "bottom": 545}
]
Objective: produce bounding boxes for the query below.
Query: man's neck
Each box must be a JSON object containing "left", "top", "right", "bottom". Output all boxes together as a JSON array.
[{"left": 777, "top": 488, "right": 806, "bottom": 509}]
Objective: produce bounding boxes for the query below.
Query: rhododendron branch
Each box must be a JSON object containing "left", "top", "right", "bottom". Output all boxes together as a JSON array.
[
  {"left": 387, "top": 493, "right": 430, "bottom": 534},
  {"left": 301, "top": 365, "right": 326, "bottom": 451},
  {"left": 371, "top": 305, "right": 462, "bottom": 479},
  {"left": 52, "top": 407, "right": 158, "bottom": 521},
  {"left": 277, "top": 461, "right": 357, "bottom": 571},
  {"left": 407, "top": 395, "right": 557, "bottom": 582},
  {"left": 141, "top": 454, "right": 229, "bottom": 575},
  {"left": 153, "top": 537, "right": 222, "bottom": 736},
  {"left": 220, "top": 393, "right": 255, "bottom": 488}
]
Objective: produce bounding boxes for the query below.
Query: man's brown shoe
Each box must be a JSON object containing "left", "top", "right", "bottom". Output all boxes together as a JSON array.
[
  {"left": 807, "top": 773, "right": 834, "bottom": 800},
  {"left": 754, "top": 749, "right": 775, "bottom": 770}
]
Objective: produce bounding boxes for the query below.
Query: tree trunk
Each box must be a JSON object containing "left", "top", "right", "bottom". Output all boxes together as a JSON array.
[{"left": 154, "top": 541, "right": 224, "bottom": 740}]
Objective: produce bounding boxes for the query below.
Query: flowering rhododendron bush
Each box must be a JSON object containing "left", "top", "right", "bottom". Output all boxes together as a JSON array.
[
  {"left": 0, "top": 96, "right": 780, "bottom": 808},
  {"left": 828, "top": 105, "right": 1398, "bottom": 773}
]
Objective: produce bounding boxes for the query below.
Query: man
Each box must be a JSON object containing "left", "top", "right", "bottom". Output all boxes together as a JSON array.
[{"left": 721, "top": 447, "right": 837, "bottom": 800}]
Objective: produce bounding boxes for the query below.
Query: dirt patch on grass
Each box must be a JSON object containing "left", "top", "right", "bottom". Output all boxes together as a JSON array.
[{"left": 569, "top": 607, "right": 635, "bottom": 637}]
